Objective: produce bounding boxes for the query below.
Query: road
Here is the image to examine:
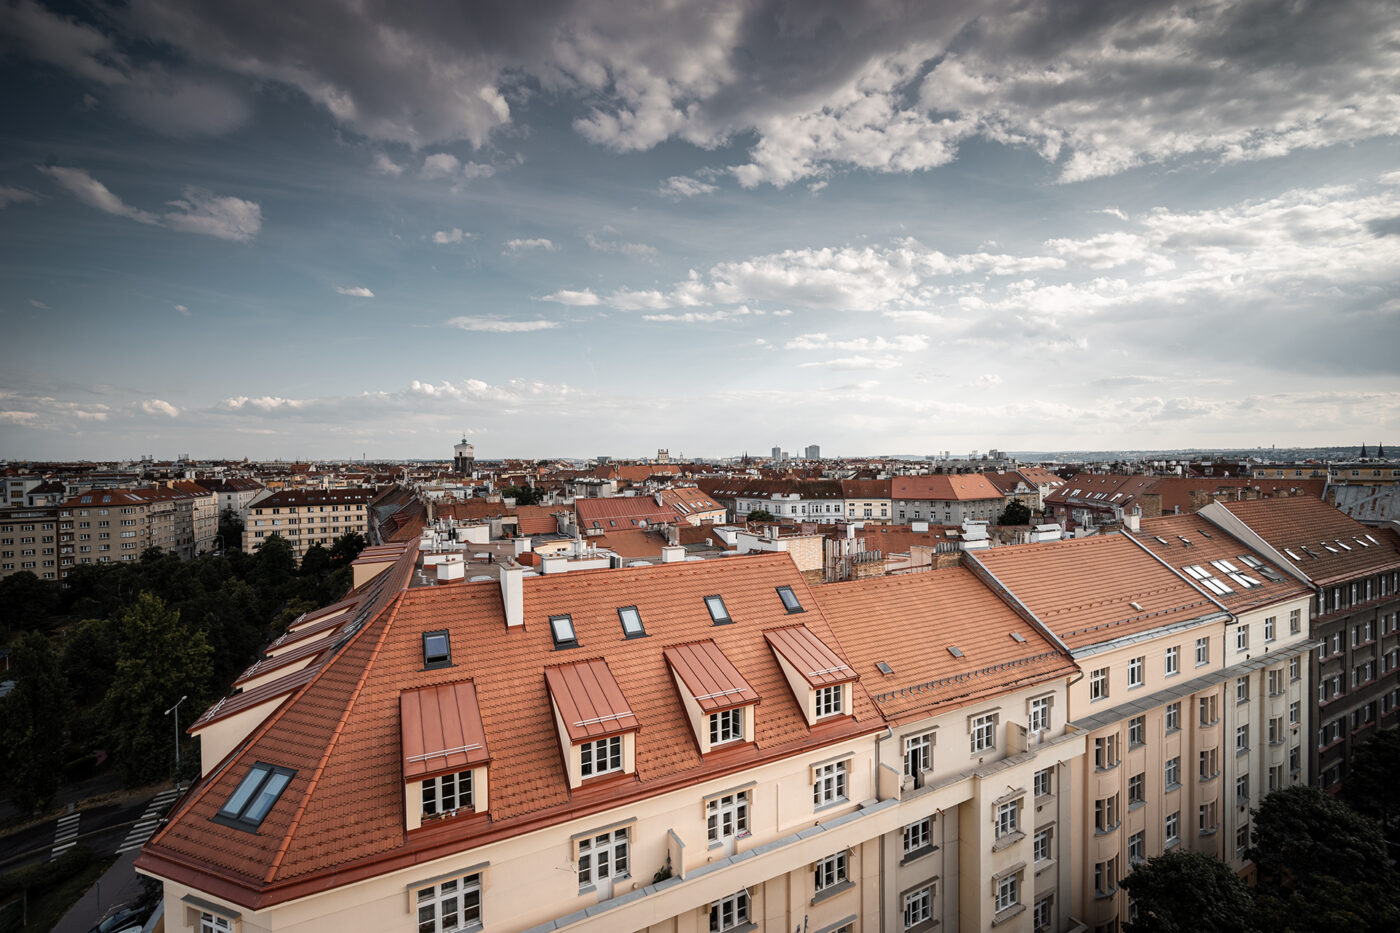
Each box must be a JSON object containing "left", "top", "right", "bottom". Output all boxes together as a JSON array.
[{"left": 0, "top": 789, "right": 177, "bottom": 874}]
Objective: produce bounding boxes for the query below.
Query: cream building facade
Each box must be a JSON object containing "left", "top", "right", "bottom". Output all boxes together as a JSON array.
[{"left": 243, "top": 487, "right": 376, "bottom": 558}]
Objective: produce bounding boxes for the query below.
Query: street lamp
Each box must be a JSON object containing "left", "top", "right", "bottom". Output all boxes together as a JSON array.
[{"left": 165, "top": 695, "right": 188, "bottom": 784}]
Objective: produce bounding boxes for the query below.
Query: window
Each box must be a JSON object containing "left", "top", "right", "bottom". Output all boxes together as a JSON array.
[
  {"left": 1199, "top": 695, "right": 1218, "bottom": 726},
  {"left": 904, "top": 733, "right": 932, "bottom": 777},
  {"left": 1034, "top": 896, "right": 1054, "bottom": 933},
  {"left": 1165, "top": 646, "right": 1180, "bottom": 676},
  {"left": 1094, "top": 794, "right": 1119, "bottom": 833},
  {"left": 578, "top": 828, "right": 629, "bottom": 889},
  {"left": 416, "top": 872, "right": 481, "bottom": 933},
  {"left": 1290, "top": 608, "right": 1302, "bottom": 635},
  {"left": 216, "top": 763, "right": 295, "bottom": 830},
  {"left": 199, "top": 913, "right": 233, "bottom": 933},
  {"left": 707, "top": 791, "right": 750, "bottom": 843},
  {"left": 1199, "top": 801, "right": 1218, "bottom": 834},
  {"left": 710, "top": 890, "right": 750, "bottom": 932},
  {"left": 549, "top": 614, "right": 578, "bottom": 649},
  {"left": 996, "top": 873, "right": 1020, "bottom": 912},
  {"left": 1033, "top": 825, "right": 1053, "bottom": 862},
  {"left": 1029, "top": 696, "right": 1051, "bottom": 733},
  {"left": 1268, "top": 669, "right": 1283, "bottom": 695},
  {"left": 1236, "top": 774, "right": 1250, "bottom": 804},
  {"left": 970, "top": 713, "right": 996, "bottom": 752},
  {"left": 1199, "top": 748, "right": 1218, "bottom": 781},
  {"left": 1289, "top": 701, "right": 1300, "bottom": 725},
  {"left": 1128, "top": 656, "right": 1145, "bottom": 688},
  {"left": 903, "top": 817, "right": 932, "bottom": 855},
  {"left": 1128, "top": 772, "right": 1145, "bottom": 806},
  {"left": 1236, "top": 625, "right": 1249, "bottom": 652},
  {"left": 996, "top": 800, "right": 1020, "bottom": 838},
  {"left": 1264, "top": 616, "right": 1277, "bottom": 642},
  {"left": 1095, "top": 857, "right": 1117, "bottom": 895},
  {"left": 1165, "top": 811, "right": 1180, "bottom": 846},
  {"left": 1128, "top": 715, "right": 1145, "bottom": 747},
  {"left": 1129, "top": 830, "right": 1146, "bottom": 864},
  {"left": 579, "top": 736, "right": 622, "bottom": 778},
  {"left": 776, "top": 585, "right": 804, "bottom": 613},
  {"left": 814, "top": 851, "right": 848, "bottom": 892},
  {"left": 1165, "top": 701, "right": 1181, "bottom": 733},
  {"left": 815, "top": 684, "right": 844, "bottom": 718},
  {"left": 700, "top": 591, "right": 733, "bottom": 622},
  {"left": 1089, "top": 667, "right": 1109, "bottom": 700},
  {"left": 813, "top": 760, "right": 848, "bottom": 807},
  {"left": 1094, "top": 735, "right": 1119, "bottom": 770},
  {"left": 423, "top": 771, "right": 473, "bottom": 815},
  {"left": 1165, "top": 756, "right": 1181, "bottom": 789},
  {"left": 422, "top": 631, "right": 451, "bottom": 669},
  {"left": 903, "top": 886, "right": 932, "bottom": 929},
  {"left": 710, "top": 708, "right": 744, "bottom": 745},
  {"left": 1034, "top": 767, "right": 1053, "bottom": 798},
  {"left": 617, "top": 606, "right": 645, "bottom": 637},
  {"left": 1236, "top": 725, "right": 1249, "bottom": 753},
  {"left": 1195, "top": 636, "right": 1210, "bottom": 666}
]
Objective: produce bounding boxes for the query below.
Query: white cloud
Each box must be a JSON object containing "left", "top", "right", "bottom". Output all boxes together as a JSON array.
[
  {"left": 0, "top": 186, "right": 40, "bottom": 208},
  {"left": 585, "top": 233, "right": 655, "bottom": 258},
  {"left": 38, "top": 165, "right": 159, "bottom": 224},
  {"left": 174, "top": 304, "right": 190, "bottom": 316},
  {"left": 504, "top": 238, "right": 555, "bottom": 252},
  {"left": 29, "top": 299, "right": 50, "bottom": 309},
  {"left": 972, "top": 373, "right": 1002, "bottom": 387},
  {"left": 798, "top": 355, "right": 903, "bottom": 371},
  {"left": 334, "top": 285, "right": 375, "bottom": 297},
  {"left": 446, "top": 317, "right": 561, "bottom": 332},
  {"left": 658, "top": 175, "right": 717, "bottom": 198},
  {"left": 420, "top": 153, "right": 462, "bottom": 179},
  {"left": 370, "top": 153, "right": 404, "bottom": 176},
  {"left": 138, "top": 398, "right": 179, "bottom": 417},
  {"left": 540, "top": 288, "right": 601, "bottom": 306},
  {"left": 38, "top": 166, "right": 261, "bottom": 240},
  {"left": 785, "top": 333, "right": 928, "bottom": 352},
  {"left": 432, "top": 227, "right": 470, "bottom": 244}
]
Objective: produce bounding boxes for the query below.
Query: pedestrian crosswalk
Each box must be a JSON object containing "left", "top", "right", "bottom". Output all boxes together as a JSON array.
[
  {"left": 50, "top": 811, "right": 81, "bottom": 860},
  {"left": 117, "top": 786, "right": 184, "bottom": 854}
]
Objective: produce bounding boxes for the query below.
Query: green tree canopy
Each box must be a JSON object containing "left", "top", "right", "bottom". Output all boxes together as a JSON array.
[
  {"left": 1121, "top": 848, "right": 1256, "bottom": 933},
  {"left": 60, "top": 618, "right": 118, "bottom": 706},
  {"left": 998, "top": 500, "right": 1032, "bottom": 525},
  {"left": 217, "top": 506, "right": 244, "bottom": 551},
  {"left": 0, "top": 632, "right": 74, "bottom": 811},
  {"left": 0, "top": 570, "right": 59, "bottom": 636},
  {"left": 328, "top": 531, "right": 367, "bottom": 569},
  {"left": 503, "top": 485, "right": 542, "bottom": 506},
  {"left": 747, "top": 509, "right": 776, "bottom": 523},
  {"left": 1342, "top": 726, "right": 1400, "bottom": 829}
]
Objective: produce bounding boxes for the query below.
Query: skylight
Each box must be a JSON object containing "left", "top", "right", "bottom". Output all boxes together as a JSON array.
[
  {"left": 1354, "top": 536, "right": 1371, "bottom": 548},
  {"left": 1334, "top": 539, "right": 1351, "bottom": 551},
  {"left": 1129, "top": 601, "right": 1143, "bottom": 612},
  {"left": 776, "top": 585, "right": 804, "bottom": 613},
  {"left": 1238, "top": 554, "right": 1263, "bottom": 569},
  {"left": 876, "top": 661, "right": 894, "bottom": 675},
  {"left": 704, "top": 595, "right": 731, "bottom": 625},
  {"left": 617, "top": 606, "right": 645, "bottom": 638},
  {"left": 1010, "top": 632, "right": 1027, "bottom": 643},
  {"left": 1154, "top": 536, "right": 1170, "bottom": 546},
  {"left": 1182, "top": 564, "right": 1233, "bottom": 595},
  {"left": 217, "top": 763, "right": 295, "bottom": 830},
  {"left": 1283, "top": 548, "right": 1302, "bottom": 561},
  {"left": 1209, "top": 559, "right": 1240, "bottom": 574},
  {"left": 1365, "top": 534, "right": 1381, "bottom": 545},
  {"left": 422, "top": 631, "right": 451, "bottom": 669},
  {"left": 948, "top": 646, "right": 965, "bottom": 658},
  {"left": 549, "top": 614, "right": 578, "bottom": 649},
  {"left": 1177, "top": 536, "right": 1192, "bottom": 546}
]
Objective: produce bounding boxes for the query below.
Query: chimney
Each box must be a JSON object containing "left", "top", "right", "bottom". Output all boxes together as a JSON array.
[
  {"left": 499, "top": 564, "right": 524, "bottom": 627},
  {"left": 540, "top": 554, "right": 567, "bottom": 574},
  {"left": 661, "top": 545, "right": 686, "bottom": 563},
  {"left": 1123, "top": 508, "right": 1141, "bottom": 532}
]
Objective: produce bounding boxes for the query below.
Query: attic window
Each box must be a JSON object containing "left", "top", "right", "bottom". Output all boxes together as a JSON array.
[
  {"left": 1284, "top": 548, "right": 1301, "bottom": 560},
  {"left": 705, "top": 595, "right": 731, "bottom": 624},
  {"left": 876, "top": 661, "right": 895, "bottom": 675},
  {"left": 1010, "top": 632, "right": 1027, "bottom": 643},
  {"left": 550, "top": 614, "right": 579, "bottom": 649},
  {"left": 1200, "top": 530, "right": 1212, "bottom": 538},
  {"left": 216, "top": 763, "right": 295, "bottom": 831},
  {"left": 617, "top": 606, "right": 645, "bottom": 638},
  {"left": 1239, "top": 554, "right": 1263, "bottom": 569},
  {"left": 422, "top": 631, "right": 452, "bottom": 669},
  {"left": 1177, "top": 536, "right": 1192, "bottom": 546},
  {"left": 1153, "top": 536, "right": 1169, "bottom": 546},
  {"left": 776, "top": 586, "right": 804, "bottom": 613},
  {"left": 948, "top": 646, "right": 965, "bottom": 659}
]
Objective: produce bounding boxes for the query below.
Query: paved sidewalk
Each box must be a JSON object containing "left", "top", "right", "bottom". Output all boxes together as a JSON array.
[{"left": 51, "top": 848, "right": 144, "bottom": 933}]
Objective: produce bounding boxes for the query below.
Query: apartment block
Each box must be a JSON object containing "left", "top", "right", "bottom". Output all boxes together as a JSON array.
[
  {"left": 243, "top": 487, "right": 376, "bottom": 559},
  {"left": 0, "top": 506, "right": 59, "bottom": 580},
  {"left": 58, "top": 489, "right": 160, "bottom": 574},
  {"left": 840, "top": 479, "right": 892, "bottom": 523},
  {"left": 891, "top": 475, "right": 1005, "bottom": 525}
]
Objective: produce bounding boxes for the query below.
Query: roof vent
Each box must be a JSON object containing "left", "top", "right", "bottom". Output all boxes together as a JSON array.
[
  {"left": 1010, "top": 632, "right": 1027, "bottom": 643},
  {"left": 947, "top": 646, "right": 965, "bottom": 659},
  {"left": 1129, "top": 601, "right": 1144, "bottom": 612}
]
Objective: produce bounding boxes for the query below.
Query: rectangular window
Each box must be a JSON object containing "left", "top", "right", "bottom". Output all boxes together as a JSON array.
[
  {"left": 199, "top": 913, "right": 233, "bottom": 933},
  {"left": 1094, "top": 795, "right": 1119, "bottom": 833},
  {"left": 903, "top": 817, "right": 932, "bottom": 855},
  {"left": 1268, "top": 669, "right": 1283, "bottom": 695},
  {"left": 617, "top": 606, "right": 645, "bottom": 637},
  {"left": 1129, "top": 830, "right": 1145, "bottom": 865},
  {"left": 815, "top": 684, "right": 844, "bottom": 718},
  {"left": 1165, "top": 701, "right": 1181, "bottom": 733},
  {"left": 422, "top": 631, "right": 451, "bottom": 669},
  {"left": 814, "top": 851, "right": 848, "bottom": 892},
  {"left": 996, "top": 874, "right": 1019, "bottom": 912},
  {"left": 579, "top": 736, "right": 622, "bottom": 778},
  {"left": 710, "top": 708, "right": 744, "bottom": 746},
  {"left": 1165, "top": 646, "right": 1180, "bottom": 676},
  {"left": 1128, "top": 656, "right": 1144, "bottom": 687},
  {"left": 1290, "top": 608, "right": 1302, "bottom": 634},
  {"left": 1033, "top": 825, "right": 1054, "bottom": 863},
  {"left": 577, "top": 828, "right": 630, "bottom": 889},
  {"left": 422, "top": 770, "right": 473, "bottom": 815},
  {"left": 1199, "top": 801, "right": 1218, "bottom": 834},
  {"left": 1034, "top": 897, "right": 1054, "bottom": 933},
  {"left": 813, "top": 760, "right": 848, "bottom": 808},
  {"left": 1289, "top": 702, "right": 1300, "bottom": 725},
  {"left": 1128, "top": 715, "right": 1145, "bottom": 747},
  {"left": 1200, "top": 695, "right": 1218, "bottom": 726},
  {"left": 1236, "top": 725, "right": 1249, "bottom": 753},
  {"left": 1089, "top": 667, "right": 1109, "bottom": 700},
  {"left": 970, "top": 714, "right": 996, "bottom": 753},
  {"left": 776, "top": 585, "right": 804, "bottom": 613},
  {"left": 1165, "top": 756, "right": 1180, "bottom": 788},
  {"left": 1236, "top": 774, "right": 1250, "bottom": 804},
  {"left": 1236, "top": 625, "right": 1249, "bottom": 652},
  {"left": 1264, "top": 616, "right": 1277, "bottom": 642},
  {"left": 1195, "top": 637, "right": 1210, "bottom": 666},
  {"left": 903, "top": 886, "right": 932, "bottom": 929},
  {"left": 1165, "top": 811, "right": 1180, "bottom": 845},
  {"left": 1034, "top": 767, "right": 1053, "bottom": 798},
  {"left": 550, "top": 614, "right": 578, "bottom": 649},
  {"left": 710, "top": 890, "right": 750, "bottom": 932},
  {"left": 904, "top": 733, "right": 932, "bottom": 777},
  {"left": 1199, "top": 748, "right": 1218, "bottom": 781},
  {"left": 707, "top": 791, "right": 750, "bottom": 843},
  {"left": 416, "top": 872, "right": 481, "bottom": 933},
  {"left": 996, "top": 800, "right": 1020, "bottom": 838},
  {"left": 1029, "top": 696, "right": 1051, "bottom": 733},
  {"left": 1094, "top": 735, "right": 1118, "bottom": 771},
  {"left": 1129, "top": 772, "right": 1145, "bottom": 806},
  {"left": 217, "top": 763, "right": 295, "bottom": 830}
]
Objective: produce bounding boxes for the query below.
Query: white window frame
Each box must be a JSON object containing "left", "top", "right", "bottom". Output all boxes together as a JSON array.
[
  {"left": 970, "top": 714, "right": 996, "bottom": 753},
  {"left": 995, "top": 873, "right": 1019, "bottom": 912},
  {"left": 995, "top": 800, "right": 1019, "bottom": 838},
  {"left": 814, "top": 850, "right": 848, "bottom": 892},
  {"left": 1128, "top": 656, "right": 1144, "bottom": 687},
  {"left": 1028, "top": 696, "right": 1051, "bottom": 734},
  {"left": 709, "top": 890, "right": 750, "bottom": 932},
  {"left": 707, "top": 791, "right": 750, "bottom": 843},
  {"left": 1195, "top": 636, "right": 1210, "bottom": 666},
  {"left": 1033, "top": 825, "right": 1053, "bottom": 862},
  {"left": 813, "top": 760, "right": 848, "bottom": 808},
  {"left": 904, "top": 733, "right": 932, "bottom": 776},
  {"left": 1033, "top": 767, "right": 1053, "bottom": 798},
  {"left": 709, "top": 708, "right": 744, "bottom": 746},
  {"left": 815, "top": 684, "right": 844, "bottom": 718},
  {"left": 903, "top": 886, "right": 932, "bottom": 929},
  {"left": 422, "top": 770, "right": 473, "bottom": 816},
  {"left": 199, "top": 914, "right": 233, "bottom": 933},
  {"left": 577, "top": 828, "right": 630, "bottom": 889},
  {"left": 579, "top": 735, "right": 622, "bottom": 778},
  {"left": 1165, "top": 645, "right": 1179, "bottom": 676},
  {"left": 903, "top": 817, "right": 932, "bottom": 855},
  {"left": 1089, "top": 667, "right": 1108, "bottom": 700},
  {"left": 416, "top": 872, "right": 482, "bottom": 933}
]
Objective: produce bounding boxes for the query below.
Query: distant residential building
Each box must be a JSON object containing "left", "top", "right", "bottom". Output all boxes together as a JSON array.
[
  {"left": 841, "top": 478, "right": 892, "bottom": 523},
  {"left": 805, "top": 444, "right": 820, "bottom": 460},
  {"left": 0, "top": 506, "right": 59, "bottom": 580},
  {"left": 58, "top": 489, "right": 161, "bottom": 573},
  {"left": 244, "top": 487, "right": 377, "bottom": 558},
  {"left": 192, "top": 477, "right": 266, "bottom": 521},
  {"left": 575, "top": 495, "right": 677, "bottom": 535},
  {"left": 891, "top": 474, "right": 1005, "bottom": 525}
]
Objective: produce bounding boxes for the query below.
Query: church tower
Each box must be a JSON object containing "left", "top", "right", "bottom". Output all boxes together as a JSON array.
[{"left": 454, "top": 436, "right": 475, "bottom": 475}]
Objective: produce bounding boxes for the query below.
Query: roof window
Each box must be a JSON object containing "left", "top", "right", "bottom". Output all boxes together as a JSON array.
[
  {"left": 876, "top": 661, "right": 895, "bottom": 675},
  {"left": 1129, "top": 601, "right": 1144, "bottom": 612},
  {"left": 1153, "top": 536, "right": 1169, "bottom": 546},
  {"left": 422, "top": 631, "right": 452, "bottom": 669},
  {"left": 1283, "top": 548, "right": 1301, "bottom": 561},
  {"left": 550, "top": 614, "right": 578, "bottom": 649},
  {"left": 1010, "top": 632, "right": 1027, "bottom": 643},
  {"left": 705, "top": 595, "right": 731, "bottom": 624},
  {"left": 948, "top": 646, "right": 965, "bottom": 658},
  {"left": 216, "top": 763, "right": 295, "bottom": 831},
  {"left": 617, "top": 606, "right": 645, "bottom": 638},
  {"left": 776, "top": 585, "right": 804, "bottom": 613}
]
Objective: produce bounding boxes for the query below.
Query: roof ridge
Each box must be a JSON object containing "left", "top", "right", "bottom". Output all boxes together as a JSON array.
[{"left": 265, "top": 588, "right": 405, "bottom": 883}]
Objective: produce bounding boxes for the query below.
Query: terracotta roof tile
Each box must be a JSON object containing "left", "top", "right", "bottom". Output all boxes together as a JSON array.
[
  {"left": 891, "top": 474, "right": 1004, "bottom": 501},
  {"left": 1134, "top": 513, "right": 1311, "bottom": 612},
  {"left": 1217, "top": 497, "right": 1400, "bottom": 586}
]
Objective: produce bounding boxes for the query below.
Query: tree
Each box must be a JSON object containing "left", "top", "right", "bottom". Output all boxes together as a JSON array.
[
  {"left": 217, "top": 507, "right": 244, "bottom": 551},
  {"left": 0, "top": 632, "right": 73, "bottom": 811},
  {"left": 251, "top": 533, "right": 296, "bottom": 589},
  {"left": 329, "top": 531, "right": 367, "bottom": 569},
  {"left": 1248, "top": 784, "right": 1400, "bottom": 932},
  {"left": 60, "top": 618, "right": 118, "bottom": 706},
  {"left": 0, "top": 570, "right": 59, "bottom": 636},
  {"left": 1121, "top": 848, "right": 1256, "bottom": 933},
  {"left": 503, "top": 484, "right": 542, "bottom": 506},
  {"left": 300, "top": 542, "right": 332, "bottom": 577},
  {"left": 997, "top": 500, "right": 1032, "bottom": 525},
  {"left": 746, "top": 509, "right": 777, "bottom": 523},
  {"left": 102, "top": 592, "right": 214, "bottom": 785},
  {"left": 1343, "top": 726, "right": 1400, "bottom": 830}
]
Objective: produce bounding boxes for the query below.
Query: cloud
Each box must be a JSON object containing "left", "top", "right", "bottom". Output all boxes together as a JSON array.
[
  {"left": 446, "top": 317, "right": 561, "bottom": 332},
  {"left": 174, "top": 304, "right": 190, "bottom": 316},
  {"left": 29, "top": 299, "right": 50, "bottom": 310},
  {"left": 785, "top": 333, "right": 928, "bottom": 352},
  {"left": 116, "top": 76, "right": 251, "bottom": 137},
  {"left": 139, "top": 398, "right": 179, "bottom": 417},
  {"left": 659, "top": 175, "right": 717, "bottom": 199},
  {"left": 369, "top": 153, "right": 404, "bottom": 176},
  {"left": 585, "top": 233, "right": 655, "bottom": 258},
  {"left": 421, "top": 153, "right": 495, "bottom": 183},
  {"left": 432, "top": 227, "right": 470, "bottom": 244},
  {"left": 972, "top": 373, "right": 1002, "bottom": 387},
  {"left": 38, "top": 166, "right": 261, "bottom": 240},
  {"left": 504, "top": 238, "right": 555, "bottom": 252},
  {"left": 540, "top": 288, "right": 601, "bottom": 306},
  {"left": 798, "top": 355, "right": 903, "bottom": 371},
  {"left": 334, "top": 285, "right": 375, "bottom": 297},
  {"left": 0, "top": 186, "right": 41, "bottom": 208}
]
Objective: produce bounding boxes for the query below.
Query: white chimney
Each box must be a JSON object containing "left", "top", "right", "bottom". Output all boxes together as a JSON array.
[
  {"left": 540, "top": 554, "right": 567, "bottom": 574},
  {"left": 661, "top": 545, "right": 686, "bottom": 563},
  {"left": 437, "top": 560, "right": 465, "bottom": 582},
  {"left": 499, "top": 564, "right": 524, "bottom": 627}
]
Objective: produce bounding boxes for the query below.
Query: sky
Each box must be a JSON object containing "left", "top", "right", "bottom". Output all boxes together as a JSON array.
[{"left": 1, "top": 0, "right": 1398, "bottom": 461}]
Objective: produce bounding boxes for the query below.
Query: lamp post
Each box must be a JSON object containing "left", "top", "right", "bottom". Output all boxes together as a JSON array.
[{"left": 165, "top": 695, "right": 188, "bottom": 784}]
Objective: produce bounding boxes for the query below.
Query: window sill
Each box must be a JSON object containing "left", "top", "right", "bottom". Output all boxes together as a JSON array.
[
  {"left": 1236, "top": 747, "right": 1249, "bottom": 756},
  {"left": 1094, "top": 762, "right": 1121, "bottom": 773},
  {"left": 1034, "top": 857, "right": 1055, "bottom": 876},
  {"left": 1094, "top": 823, "right": 1120, "bottom": 837},
  {"left": 1129, "top": 799, "right": 1147, "bottom": 811},
  {"left": 1094, "top": 888, "right": 1119, "bottom": 901},
  {"left": 991, "top": 903, "right": 1026, "bottom": 926},
  {"left": 1164, "top": 838, "right": 1180, "bottom": 850},
  {"left": 811, "top": 879, "right": 855, "bottom": 905},
  {"left": 718, "top": 923, "right": 757, "bottom": 933},
  {"left": 814, "top": 797, "right": 850, "bottom": 814},
  {"left": 901, "top": 843, "right": 938, "bottom": 866},
  {"left": 992, "top": 831, "right": 1025, "bottom": 852}
]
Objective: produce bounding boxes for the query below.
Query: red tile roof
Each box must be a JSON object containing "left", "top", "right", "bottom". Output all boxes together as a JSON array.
[
  {"left": 1215, "top": 497, "right": 1400, "bottom": 587},
  {"left": 544, "top": 659, "right": 640, "bottom": 742},
  {"left": 891, "top": 474, "right": 1004, "bottom": 501},
  {"left": 400, "top": 681, "right": 491, "bottom": 781},
  {"left": 575, "top": 496, "right": 677, "bottom": 528},
  {"left": 514, "top": 504, "right": 563, "bottom": 535},
  {"left": 1133, "top": 513, "right": 1311, "bottom": 613}
]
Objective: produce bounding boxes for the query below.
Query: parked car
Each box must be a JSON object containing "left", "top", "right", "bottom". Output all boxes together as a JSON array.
[{"left": 85, "top": 904, "right": 149, "bottom": 933}]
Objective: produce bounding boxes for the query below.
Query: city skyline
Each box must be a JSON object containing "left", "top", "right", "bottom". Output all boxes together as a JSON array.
[{"left": 3, "top": 0, "right": 1399, "bottom": 459}]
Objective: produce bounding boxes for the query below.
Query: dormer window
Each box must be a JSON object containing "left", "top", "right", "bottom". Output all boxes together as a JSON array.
[
  {"left": 545, "top": 659, "right": 639, "bottom": 788},
  {"left": 580, "top": 735, "right": 623, "bottom": 777},
  {"left": 815, "top": 684, "right": 844, "bottom": 718},
  {"left": 617, "top": 606, "right": 645, "bottom": 638},
  {"left": 423, "top": 770, "right": 473, "bottom": 815},
  {"left": 705, "top": 595, "right": 731, "bottom": 624},
  {"left": 400, "top": 682, "right": 491, "bottom": 831},
  {"left": 665, "top": 641, "right": 759, "bottom": 754},
  {"left": 709, "top": 708, "right": 744, "bottom": 745},
  {"left": 422, "top": 631, "right": 451, "bottom": 669},
  {"left": 550, "top": 614, "right": 578, "bottom": 649},
  {"left": 765, "top": 626, "right": 857, "bottom": 726},
  {"left": 776, "top": 585, "right": 804, "bottom": 613}
]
